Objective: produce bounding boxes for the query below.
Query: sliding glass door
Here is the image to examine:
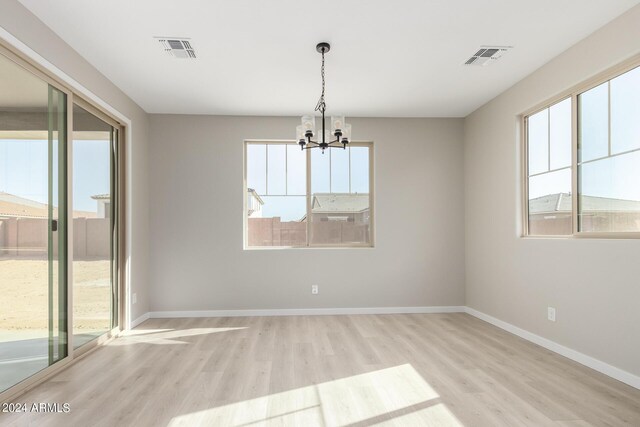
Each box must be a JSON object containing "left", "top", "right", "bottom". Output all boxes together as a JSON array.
[
  {"left": 0, "top": 47, "right": 122, "bottom": 396},
  {"left": 72, "top": 104, "right": 118, "bottom": 349},
  {"left": 0, "top": 53, "right": 68, "bottom": 392}
]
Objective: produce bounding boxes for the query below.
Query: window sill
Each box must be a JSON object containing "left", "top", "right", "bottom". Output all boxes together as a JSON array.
[
  {"left": 244, "top": 245, "right": 375, "bottom": 250},
  {"left": 521, "top": 233, "right": 640, "bottom": 240}
]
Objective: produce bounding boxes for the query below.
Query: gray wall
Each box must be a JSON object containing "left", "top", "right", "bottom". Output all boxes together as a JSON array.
[
  {"left": 0, "top": 0, "right": 151, "bottom": 321},
  {"left": 464, "top": 6, "right": 640, "bottom": 376},
  {"left": 149, "top": 115, "right": 465, "bottom": 311}
]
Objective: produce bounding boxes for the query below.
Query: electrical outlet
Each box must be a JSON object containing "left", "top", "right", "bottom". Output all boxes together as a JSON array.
[
  {"left": 133, "top": 293, "right": 137, "bottom": 304},
  {"left": 547, "top": 307, "right": 556, "bottom": 322},
  {"left": 311, "top": 285, "right": 319, "bottom": 295}
]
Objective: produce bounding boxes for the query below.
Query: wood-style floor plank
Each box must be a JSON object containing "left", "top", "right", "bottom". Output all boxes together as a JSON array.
[{"left": 1, "top": 313, "right": 639, "bottom": 426}]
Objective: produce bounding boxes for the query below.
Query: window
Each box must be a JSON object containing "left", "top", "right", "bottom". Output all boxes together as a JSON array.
[
  {"left": 578, "top": 67, "right": 640, "bottom": 233},
  {"left": 244, "top": 141, "right": 373, "bottom": 247},
  {"left": 524, "top": 62, "right": 640, "bottom": 237},
  {"left": 526, "top": 98, "right": 572, "bottom": 235}
]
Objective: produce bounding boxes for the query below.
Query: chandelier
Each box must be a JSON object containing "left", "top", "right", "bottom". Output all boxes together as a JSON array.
[{"left": 297, "top": 42, "right": 352, "bottom": 153}]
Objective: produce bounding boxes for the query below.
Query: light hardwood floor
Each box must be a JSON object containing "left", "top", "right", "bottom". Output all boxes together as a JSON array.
[{"left": 2, "top": 313, "right": 639, "bottom": 426}]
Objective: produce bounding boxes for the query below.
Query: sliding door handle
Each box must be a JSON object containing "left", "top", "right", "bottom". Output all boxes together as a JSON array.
[{"left": 51, "top": 219, "right": 58, "bottom": 232}]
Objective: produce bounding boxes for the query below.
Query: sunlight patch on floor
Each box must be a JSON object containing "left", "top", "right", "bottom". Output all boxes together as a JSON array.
[
  {"left": 169, "top": 364, "right": 463, "bottom": 426},
  {"left": 121, "top": 328, "right": 175, "bottom": 336},
  {"left": 110, "top": 327, "right": 248, "bottom": 346},
  {"left": 390, "top": 402, "right": 462, "bottom": 426}
]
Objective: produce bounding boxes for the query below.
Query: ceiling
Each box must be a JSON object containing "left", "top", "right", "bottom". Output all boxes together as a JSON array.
[{"left": 18, "top": 0, "right": 640, "bottom": 117}]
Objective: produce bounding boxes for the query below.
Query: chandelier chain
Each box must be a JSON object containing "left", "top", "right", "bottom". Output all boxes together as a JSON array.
[
  {"left": 315, "top": 50, "right": 326, "bottom": 114},
  {"left": 297, "top": 42, "right": 349, "bottom": 152}
]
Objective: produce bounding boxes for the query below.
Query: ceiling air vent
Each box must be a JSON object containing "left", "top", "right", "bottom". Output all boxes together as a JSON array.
[
  {"left": 156, "top": 38, "right": 196, "bottom": 59},
  {"left": 464, "top": 46, "right": 512, "bottom": 66}
]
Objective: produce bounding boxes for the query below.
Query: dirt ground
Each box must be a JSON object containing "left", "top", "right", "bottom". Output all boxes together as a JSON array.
[{"left": 0, "top": 258, "right": 111, "bottom": 342}]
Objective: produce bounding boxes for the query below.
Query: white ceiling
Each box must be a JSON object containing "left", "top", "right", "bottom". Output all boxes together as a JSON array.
[{"left": 19, "top": 0, "right": 640, "bottom": 117}]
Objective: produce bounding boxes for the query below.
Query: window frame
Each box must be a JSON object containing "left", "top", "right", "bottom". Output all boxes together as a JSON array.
[
  {"left": 521, "top": 54, "right": 640, "bottom": 239},
  {"left": 243, "top": 139, "right": 375, "bottom": 249}
]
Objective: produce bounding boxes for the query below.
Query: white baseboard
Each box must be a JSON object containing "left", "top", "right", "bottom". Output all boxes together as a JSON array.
[
  {"left": 130, "top": 312, "right": 150, "bottom": 328},
  {"left": 464, "top": 307, "right": 640, "bottom": 390},
  {"left": 147, "top": 306, "right": 465, "bottom": 319}
]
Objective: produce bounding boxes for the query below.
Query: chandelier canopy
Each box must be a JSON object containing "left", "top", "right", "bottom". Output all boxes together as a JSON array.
[{"left": 297, "top": 42, "right": 351, "bottom": 153}]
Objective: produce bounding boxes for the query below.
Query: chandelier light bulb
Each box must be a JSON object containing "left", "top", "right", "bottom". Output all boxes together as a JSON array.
[
  {"left": 331, "top": 115, "right": 345, "bottom": 135},
  {"left": 301, "top": 115, "right": 316, "bottom": 136}
]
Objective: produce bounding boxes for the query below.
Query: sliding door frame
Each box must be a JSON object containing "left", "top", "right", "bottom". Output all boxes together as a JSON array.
[
  {"left": 0, "top": 41, "right": 128, "bottom": 403},
  {"left": 71, "top": 98, "right": 124, "bottom": 358}
]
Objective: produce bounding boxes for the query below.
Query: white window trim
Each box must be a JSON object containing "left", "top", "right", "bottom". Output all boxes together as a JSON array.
[
  {"left": 243, "top": 139, "right": 375, "bottom": 249},
  {"left": 521, "top": 53, "right": 640, "bottom": 239}
]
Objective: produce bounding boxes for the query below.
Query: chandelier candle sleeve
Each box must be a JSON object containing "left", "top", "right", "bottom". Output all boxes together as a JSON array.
[
  {"left": 342, "top": 123, "right": 352, "bottom": 142},
  {"left": 301, "top": 115, "right": 316, "bottom": 136},
  {"left": 297, "top": 42, "right": 352, "bottom": 152},
  {"left": 331, "top": 115, "right": 345, "bottom": 135}
]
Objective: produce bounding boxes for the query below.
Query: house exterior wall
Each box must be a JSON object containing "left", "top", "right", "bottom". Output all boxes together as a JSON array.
[
  {"left": 96, "top": 201, "right": 110, "bottom": 219},
  {"left": 247, "top": 193, "right": 263, "bottom": 218}
]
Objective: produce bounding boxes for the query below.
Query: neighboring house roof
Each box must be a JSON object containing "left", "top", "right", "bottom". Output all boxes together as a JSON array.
[
  {"left": 91, "top": 194, "right": 110, "bottom": 200},
  {"left": 0, "top": 192, "right": 48, "bottom": 209},
  {"left": 247, "top": 188, "right": 264, "bottom": 205},
  {"left": 0, "top": 192, "right": 52, "bottom": 218},
  {"left": 311, "top": 193, "right": 369, "bottom": 214},
  {"left": 0, "top": 192, "right": 95, "bottom": 218},
  {"left": 529, "top": 193, "right": 640, "bottom": 214}
]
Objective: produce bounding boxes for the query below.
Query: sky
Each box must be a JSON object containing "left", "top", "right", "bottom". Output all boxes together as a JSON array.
[
  {"left": 0, "top": 138, "right": 110, "bottom": 213},
  {"left": 247, "top": 143, "right": 370, "bottom": 221},
  {"left": 528, "top": 65, "right": 640, "bottom": 203}
]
